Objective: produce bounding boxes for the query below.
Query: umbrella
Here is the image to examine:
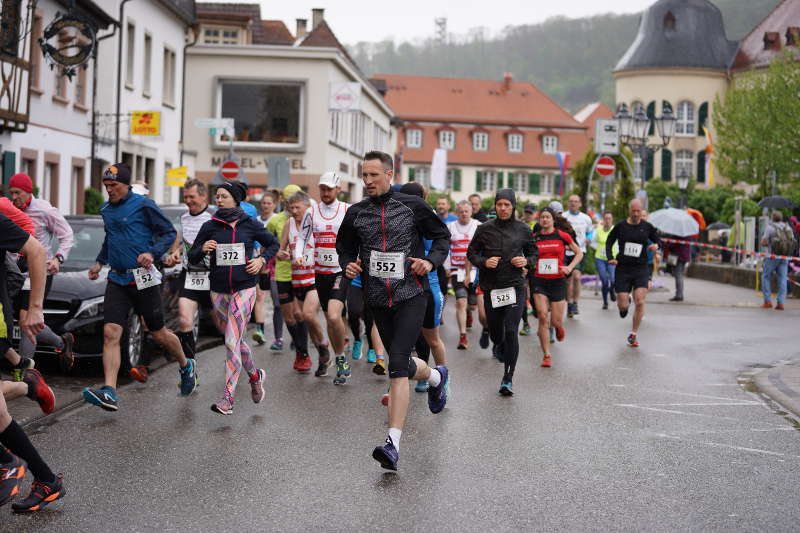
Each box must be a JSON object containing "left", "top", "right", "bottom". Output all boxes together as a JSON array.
[
  {"left": 758, "top": 196, "right": 797, "bottom": 209},
  {"left": 707, "top": 221, "right": 730, "bottom": 230},
  {"left": 648, "top": 208, "right": 701, "bottom": 237},
  {"left": 686, "top": 208, "right": 707, "bottom": 230}
]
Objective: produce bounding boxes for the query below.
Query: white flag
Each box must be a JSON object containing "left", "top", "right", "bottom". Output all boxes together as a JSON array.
[{"left": 431, "top": 148, "right": 447, "bottom": 190}]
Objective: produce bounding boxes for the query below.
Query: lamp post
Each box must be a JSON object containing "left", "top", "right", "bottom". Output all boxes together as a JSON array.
[
  {"left": 615, "top": 102, "right": 677, "bottom": 199},
  {"left": 677, "top": 168, "right": 690, "bottom": 209}
]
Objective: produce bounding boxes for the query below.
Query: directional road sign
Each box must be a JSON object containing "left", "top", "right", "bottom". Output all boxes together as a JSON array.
[{"left": 595, "top": 119, "right": 620, "bottom": 156}]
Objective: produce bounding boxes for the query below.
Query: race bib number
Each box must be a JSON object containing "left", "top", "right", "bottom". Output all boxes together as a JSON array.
[
  {"left": 216, "top": 243, "right": 246, "bottom": 266},
  {"left": 303, "top": 250, "right": 315, "bottom": 268},
  {"left": 317, "top": 250, "right": 339, "bottom": 268},
  {"left": 133, "top": 266, "right": 161, "bottom": 291},
  {"left": 12, "top": 325, "right": 20, "bottom": 340},
  {"left": 667, "top": 254, "right": 678, "bottom": 266},
  {"left": 370, "top": 251, "right": 404, "bottom": 280},
  {"left": 624, "top": 242, "right": 643, "bottom": 257},
  {"left": 184, "top": 271, "right": 210, "bottom": 291},
  {"left": 490, "top": 287, "right": 516, "bottom": 308},
  {"left": 22, "top": 277, "right": 30, "bottom": 291},
  {"left": 537, "top": 258, "right": 558, "bottom": 275}
]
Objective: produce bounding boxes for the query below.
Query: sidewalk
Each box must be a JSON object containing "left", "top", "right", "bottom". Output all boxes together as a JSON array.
[{"left": 750, "top": 361, "right": 800, "bottom": 421}]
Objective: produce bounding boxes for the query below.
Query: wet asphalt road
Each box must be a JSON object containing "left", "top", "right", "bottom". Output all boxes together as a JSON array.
[{"left": 5, "top": 282, "right": 800, "bottom": 532}]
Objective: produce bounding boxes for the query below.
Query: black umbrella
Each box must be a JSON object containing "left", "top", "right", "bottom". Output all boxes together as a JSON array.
[
  {"left": 758, "top": 196, "right": 797, "bottom": 209},
  {"left": 707, "top": 221, "right": 730, "bottom": 230}
]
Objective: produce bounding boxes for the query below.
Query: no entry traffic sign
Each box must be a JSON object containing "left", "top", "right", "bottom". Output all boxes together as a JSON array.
[
  {"left": 221, "top": 160, "right": 240, "bottom": 180},
  {"left": 596, "top": 156, "right": 616, "bottom": 177}
]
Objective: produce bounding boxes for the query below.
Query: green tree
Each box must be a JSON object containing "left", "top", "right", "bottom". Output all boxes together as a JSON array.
[
  {"left": 720, "top": 197, "right": 761, "bottom": 225},
  {"left": 644, "top": 178, "right": 687, "bottom": 212},
  {"left": 84, "top": 188, "right": 103, "bottom": 215},
  {"left": 687, "top": 186, "right": 735, "bottom": 224}
]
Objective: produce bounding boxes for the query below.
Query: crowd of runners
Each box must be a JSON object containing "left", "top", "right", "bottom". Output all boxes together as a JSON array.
[{"left": 0, "top": 150, "right": 664, "bottom": 509}]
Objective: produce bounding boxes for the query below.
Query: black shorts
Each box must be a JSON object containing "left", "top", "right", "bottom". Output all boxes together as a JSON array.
[
  {"left": 315, "top": 272, "right": 349, "bottom": 312},
  {"left": 276, "top": 280, "right": 315, "bottom": 304},
  {"left": 178, "top": 271, "right": 212, "bottom": 307},
  {"left": 566, "top": 255, "right": 586, "bottom": 273},
  {"left": 103, "top": 281, "right": 165, "bottom": 331},
  {"left": 530, "top": 277, "right": 567, "bottom": 302},
  {"left": 615, "top": 265, "right": 650, "bottom": 294},
  {"left": 450, "top": 275, "right": 478, "bottom": 305},
  {"left": 371, "top": 293, "right": 425, "bottom": 379},
  {"left": 258, "top": 274, "right": 272, "bottom": 291},
  {"left": 15, "top": 274, "right": 54, "bottom": 313},
  {"left": 437, "top": 266, "right": 449, "bottom": 293}
]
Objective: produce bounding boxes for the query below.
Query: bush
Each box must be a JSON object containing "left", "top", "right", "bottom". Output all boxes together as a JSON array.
[
  {"left": 687, "top": 186, "right": 735, "bottom": 225},
  {"left": 84, "top": 187, "right": 104, "bottom": 215}
]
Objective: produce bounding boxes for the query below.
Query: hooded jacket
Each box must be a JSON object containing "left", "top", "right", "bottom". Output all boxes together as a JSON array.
[{"left": 188, "top": 211, "right": 279, "bottom": 294}]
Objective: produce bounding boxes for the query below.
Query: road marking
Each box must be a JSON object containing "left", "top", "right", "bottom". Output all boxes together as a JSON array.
[
  {"left": 616, "top": 404, "right": 739, "bottom": 420},
  {"left": 642, "top": 402, "right": 760, "bottom": 407},
  {"left": 639, "top": 388, "right": 748, "bottom": 402},
  {"left": 655, "top": 434, "right": 800, "bottom": 459},
  {"left": 651, "top": 353, "right": 667, "bottom": 358},
  {"left": 609, "top": 384, "right": 626, "bottom": 388}
]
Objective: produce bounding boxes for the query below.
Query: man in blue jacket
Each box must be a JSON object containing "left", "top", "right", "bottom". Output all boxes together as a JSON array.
[{"left": 83, "top": 163, "right": 198, "bottom": 411}]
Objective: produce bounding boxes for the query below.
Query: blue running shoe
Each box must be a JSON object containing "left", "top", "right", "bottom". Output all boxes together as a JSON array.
[
  {"left": 351, "top": 339, "right": 363, "bottom": 360},
  {"left": 428, "top": 366, "right": 449, "bottom": 414},
  {"left": 372, "top": 437, "right": 399, "bottom": 471},
  {"left": 415, "top": 379, "right": 429, "bottom": 393},
  {"left": 333, "top": 356, "right": 351, "bottom": 385},
  {"left": 499, "top": 381, "right": 513, "bottom": 397},
  {"left": 83, "top": 386, "right": 118, "bottom": 411},
  {"left": 479, "top": 329, "right": 490, "bottom": 350},
  {"left": 366, "top": 349, "right": 377, "bottom": 364},
  {"left": 179, "top": 359, "right": 198, "bottom": 396},
  {"left": 269, "top": 339, "right": 283, "bottom": 351}
]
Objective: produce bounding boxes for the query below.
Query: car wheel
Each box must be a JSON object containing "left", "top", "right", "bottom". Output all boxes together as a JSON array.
[{"left": 121, "top": 312, "right": 145, "bottom": 371}]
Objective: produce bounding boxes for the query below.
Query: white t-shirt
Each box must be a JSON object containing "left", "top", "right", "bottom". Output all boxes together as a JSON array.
[{"left": 564, "top": 210, "right": 593, "bottom": 254}]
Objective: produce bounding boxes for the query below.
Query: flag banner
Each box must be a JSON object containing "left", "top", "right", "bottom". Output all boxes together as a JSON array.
[
  {"left": 556, "top": 152, "right": 571, "bottom": 196},
  {"left": 430, "top": 148, "right": 447, "bottom": 190},
  {"left": 703, "top": 127, "right": 714, "bottom": 186}
]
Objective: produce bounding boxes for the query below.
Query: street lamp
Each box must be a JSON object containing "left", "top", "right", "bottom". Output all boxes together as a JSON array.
[{"left": 677, "top": 168, "right": 690, "bottom": 208}]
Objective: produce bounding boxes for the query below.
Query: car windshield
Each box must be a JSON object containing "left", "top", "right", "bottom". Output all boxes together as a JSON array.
[{"left": 58, "top": 221, "right": 105, "bottom": 271}]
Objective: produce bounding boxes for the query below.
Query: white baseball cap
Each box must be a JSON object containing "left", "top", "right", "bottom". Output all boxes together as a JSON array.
[
  {"left": 548, "top": 201, "right": 564, "bottom": 214},
  {"left": 319, "top": 172, "right": 341, "bottom": 188}
]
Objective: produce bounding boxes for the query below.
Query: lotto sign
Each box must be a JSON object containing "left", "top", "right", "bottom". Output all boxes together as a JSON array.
[
  {"left": 596, "top": 156, "right": 616, "bottom": 177},
  {"left": 221, "top": 160, "right": 240, "bottom": 180},
  {"left": 329, "top": 82, "right": 361, "bottom": 111},
  {"left": 130, "top": 111, "right": 161, "bottom": 136}
]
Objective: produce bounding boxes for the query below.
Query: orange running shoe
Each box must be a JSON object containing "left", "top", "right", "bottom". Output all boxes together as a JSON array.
[
  {"left": 457, "top": 334, "right": 468, "bottom": 350},
  {"left": 295, "top": 352, "right": 312, "bottom": 372},
  {"left": 0, "top": 454, "right": 25, "bottom": 506},
  {"left": 129, "top": 365, "right": 149, "bottom": 383},
  {"left": 22, "top": 369, "right": 55, "bottom": 414},
  {"left": 761, "top": 302, "right": 772, "bottom": 309},
  {"left": 541, "top": 354, "right": 552, "bottom": 368},
  {"left": 555, "top": 326, "right": 566, "bottom": 342},
  {"left": 776, "top": 304, "right": 785, "bottom": 310},
  {"left": 627, "top": 333, "right": 639, "bottom": 348}
]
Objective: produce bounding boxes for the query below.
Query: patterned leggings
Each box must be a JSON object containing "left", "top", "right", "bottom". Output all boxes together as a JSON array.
[{"left": 212, "top": 288, "right": 257, "bottom": 402}]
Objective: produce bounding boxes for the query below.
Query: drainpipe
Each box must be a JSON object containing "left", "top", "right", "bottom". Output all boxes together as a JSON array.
[
  {"left": 179, "top": 25, "right": 199, "bottom": 167},
  {"left": 114, "top": 0, "right": 132, "bottom": 162},
  {"left": 91, "top": 22, "right": 120, "bottom": 190}
]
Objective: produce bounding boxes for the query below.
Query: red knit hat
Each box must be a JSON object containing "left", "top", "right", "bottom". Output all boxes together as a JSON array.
[{"left": 8, "top": 173, "right": 33, "bottom": 194}]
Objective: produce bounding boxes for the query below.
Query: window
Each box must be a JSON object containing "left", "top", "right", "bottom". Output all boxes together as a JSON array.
[
  {"left": 445, "top": 168, "right": 460, "bottom": 191},
  {"left": 125, "top": 22, "right": 135, "bottom": 88},
  {"left": 406, "top": 129, "right": 422, "bottom": 149},
  {"left": 329, "top": 111, "right": 347, "bottom": 146},
  {"left": 144, "top": 158, "right": 155, "bottom": 190},
  {"left": 43, "top": 161, "right": 58, "bottom": 206},
  {"left": 71, "top": 164, "right": 83, "bottom": 214},
  {"left": 508, "top": 133, "right": 523, "bottom": 153},
  {"left": 350, "top": 113, "right": 369, "bottom": 155},
  {"left": 542, "top": 135, "right": 558, "bottom": 154},
  {"left": 143, "top": 34, "right": 152, "bottom": 97},
  {"left": 512, "top": 172, "right": 527, "bottom": 194},
  {"left": 372, "top": 123, "right": 387, "bottom": 151},
  {"left": 676, "top": 101, "right": 695, "bottom": 135},
  {"left": 54, "top": 66, "right": 67, "bottom": 100},
  {"left": 473, "top": 132, "right": 488, "bottom": 152},
  {"left": 21, "top": 157, "right": 36, "bottom": 183},
  {"left": 30, "top": 11, "right": 43, "bottom": 91},
  {"left": 203, "top": 27, "right": 240, "bottom": 45},
  {"left": 675, "top": 150, "right": 694, "bottom": 178},
  {"left": 439, "top": 130, "right": 455, "bottom": 150},
  {"left": 163, "top": 48, "right": 176, "bottom": 105},
  {"left": 541, "top": 174, "right": 552, "bottom": 195},
  {"left": 220, "top": 81, "right": 302, "bottom": 145},
  {"left": 481, "top": 171, "right": 496, "bottom": 192},
  {"left": 412, "top": 167, "right": 430, "bottom": 188}
]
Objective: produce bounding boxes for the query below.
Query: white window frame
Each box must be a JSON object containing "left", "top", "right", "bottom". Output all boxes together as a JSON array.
[
  {"left": 542, "top": 135, "right": 558, "bottom": 155},
  {"left": 481, "top": 170, "right": 496, "bottom": 192},
  {"left": 513, "top": 172, "right": 527, "bottom": 194},
  {"left": 406, "top": 128, "right": 422, "bottom": 149},
  {"left": 445, "top": 168, "right": 457, "bottom": 190},
  {"left": 125, "top": 21, "right": 135, "bottom": 89},
  {"left": 372, "top": 123, "right": 388, "bottom": 151},
  {"left": 439, "top": 130, "right": 455, "bottom": 150},
  {"left": 203, "top": 26, "right": 241, "bottom": 45},
  {"left": 143, "top": 33, "right": 152, "bottom": 97},
  {"left": 415, "top": 167, "right": 430, "bottom": 188},
  {"left": 541, "top": 174, "right": 552, "bottom": 195},
  {"left": 508, "top": 133, "right": 523, "bottom": 153},
  {"left": 473, "top": 132, "right": 489, "bottom": 152},
  {"left": 676, "top": 101, "right": 695, "bottom": 136},
  {"left": 162, "top": 47, "right": 176, "bottom": 106},
  {"left": 675, "top": 149, "right": 694, "bottom": 177}
]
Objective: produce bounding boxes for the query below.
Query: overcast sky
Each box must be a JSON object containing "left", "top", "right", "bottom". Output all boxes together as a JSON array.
[{"left": 247, "top": 0, "right": 656, "bottom": 44}]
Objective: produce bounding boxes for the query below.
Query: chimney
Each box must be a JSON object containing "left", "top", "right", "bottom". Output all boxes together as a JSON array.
[
  {"left": 312, "top": 8, "right": 324, "bottom": 30},
  {"left": 296, "top": 18, "right": 307, "bottom": 40},
  {"left": 763, "top": 31, "right": 781, "bottom": 51},
  {"left": 503, "top": 72, "right": 513, "bottom": 92}
]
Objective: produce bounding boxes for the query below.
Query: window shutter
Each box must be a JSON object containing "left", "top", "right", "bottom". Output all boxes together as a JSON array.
[
  {"left": 476, "top": 171, "right": 483, "bottom": 191},
  {"left": 698, "top": 102, "right": 708, "bottom": 136},
  {"left": 697, "top": 151, "right": 706, "bottom": 183},
  {"left": 497, "top": 172, "right": 504, "bottom": 190},
  {"left": 408, "top": 168, "right": 416, "bottom": 182},
  {"left": 528, "top": 173, "right": 540, "bottom": 194},
  {"left": 454, "top": 169, "right": 461, "bottom": 191},
  {"left": 645, "top": 151, "right": 654, "bottom": 182},
  {"left": 647, "top": 101, "right": 656, "bottom": 136},
  {"left": 661, "top": 149, "right": 672, "bottom": 181}
]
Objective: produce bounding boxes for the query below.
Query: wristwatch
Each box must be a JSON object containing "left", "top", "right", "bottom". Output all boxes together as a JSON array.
[{"left": 55, "top": 254, "right": 64, "bottom": 264}]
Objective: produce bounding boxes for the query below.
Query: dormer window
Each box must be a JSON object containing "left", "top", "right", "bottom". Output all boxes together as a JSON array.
[
  {"left": 204, "top": 26, "right": 242, "bottom": 45},
  {"left": 542, "top": 135, "right": 558, "bottom": 154},
  {"left": 439, "top": 130, "right": 455, "bottom": 150},
  {"left": 473, "top": 132, "right": 489, "bottom": 152},
  {"left": 406, "top": 128, "right": 422, "bottom": 149},
  {"left": 664, "top": 12, "right": 676, "bottom": 31}
]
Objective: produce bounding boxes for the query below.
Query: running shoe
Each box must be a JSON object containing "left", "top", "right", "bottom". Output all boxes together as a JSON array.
[
  {"left": 366, "top": 349, "right": 377, "bottom": 364},
  {"left": 573, "top": 303, "right": 580, "bottom": 315},
  {"left": 0, "top": 454, "right": 25, "bottom": 506},
  {"left": 250, "top": 369, "right": 266, "bottom": 404},
  {"left": 380, "top": 392, "right": 389, "bottom": 406},
  {"left": 479, "top": 329, "right": 490, "bottom": 349},
  {"left": 179, "top": 358, "right": 198, "bottom": 396},
  {"left": 270, "top": 338, "right": 284, "bottom": 351},
  {"left": 295, "top": 352, "right": 312, "bottom": 373},
  {"left": 351, "top": 339, "right": 363, "bottom": 360},
  {"left": 427, "top": 365, "right": 449, "bottom": 414},
  {"left": 211, "top": 394, "right": 234, "bottom": 415},
  {"left": 415, "top": 379, "right": 429, "bottom": 393},
  {"left": 315, "top": 357, "right": 331, "bottom": 377},
  {"left": 776, "top": 304, "right": 785, "bottom": 311},
  {"left": 520, "top": 323, "right": 531, "bottom": 336},
  {"left": 619, "top": 307, "right": 629, "bottom": 319},
  {"left": 541, "top": 354, "right": 552, "bottom": 368},
  {"left": 549, "top": 328, "right": 556, "bottom": 344},
  {"left": 457, "top": 334, "right": 468, "bottom": 350},
  {"left": 373, "top": 357, "right": 387, "bottom": 375},
  {"left": 610, "top": 290, "right": 616, "bottom": 302},
  {"left": 55, "top": 333, "right": 75, "bottom": 371},
  {"left": 466, "top": 312, "right": 473, "bottom": 330},
  {"left": 252, "top": 328, "right": 266, "bottom": 346},
  {"left": 22, "top": 369, "right": 55, "bottom": 415},
  {"left": 761, "top": 302, "right": 772, "bottom": 309},
  {"left": 333, "top": 356, "right": 351, "bottom": 385},
  {"left": 499, "top": 381, "right": 513, "bottom": 397},
  {"left": 627, "top": 333, "right": 639, "bottom": 348},
  {"left": 83, "top": 385, "right": 118, "bottom": 411},
  {"left": 129, "top": 365, "right": 149, "bottom": 383},
  {"left": 372, "top": 437, "right": 399, "bottom": 471},
  {"left": 567, "top": 303, "right": 575, "bottom": 318},
  {"left": 11, "top": 473, "right": 65, "bottom": 513},
  {"left": 602, "top": 302, "right": 608, "bottom": 310},
  {"left": 12, "top": 357, "right": 34, "bottom": 382},
  {"left": 555, "top": 326, "right": 566, "bottom": 342}
]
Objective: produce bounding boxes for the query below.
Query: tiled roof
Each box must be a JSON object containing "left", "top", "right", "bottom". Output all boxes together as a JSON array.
[
  {"left": 573, "top": 102, "right": 615, "bottom": 141},
  {"left": 731, "top": 0, "right": 800, "bottom": 71},
  {"left": 261, "top": 20, "right": 294, "bottom": 45},
  {"left": 299, "top": 20, "right": 359, "bottom": 68},
  {"left": 156, "top": 0, "right": 196, "bottom": 25}
]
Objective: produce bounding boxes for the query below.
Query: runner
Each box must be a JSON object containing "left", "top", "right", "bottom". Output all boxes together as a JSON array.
[
  {"left": 519, "top": 204, "right": 538, "bottom": 336},
  {"left": 83, "top": 163, "right": 198, "bottom": 411},
  {"left": 338, "top": 151, "right": 450, "bottom": 471},
  {"left": 606, "top": 199, "right": 661, "bottom": 348},
  {"left": 252, "top": 190, "right": 283, "bottom": 350},
  {"left": 188, "top": 180, "right": 278, "bottom": 415},
  {"left": 447, "top": 200, "right": 480, "bottom": 350},
  {"left": 530, "top": 207, "right": 583, "bottom": 369},
  {"left": 563, "top": 195, "right": 593, "bottom": 318},
  {"left": 8, "top": 173, "right": 75, "bottom": 371},
  {"left": 0, "top": 212, "right": 65, "bottom": 512},
  {"left": 469, "top": 193, "right": 489, "bottom": 222},
  {"left": 590, "top": 211, "right": 617, "bottom": 309},
  {"left": 467, "top": 188, "right": 535, "bottom": 396},
  {"left": 277, "top": 191, "right": 329, "bottom": 375}
]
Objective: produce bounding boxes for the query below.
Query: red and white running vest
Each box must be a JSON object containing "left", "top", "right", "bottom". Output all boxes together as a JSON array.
[
  {"left": 288, "top": 218, "right": 315, "bottom": 287},
  {"left": 311, "top": 200, "right": 349, "bottom": 275},
  {"left": 447, "top": 219, "right": 480, "bottom": 269}
]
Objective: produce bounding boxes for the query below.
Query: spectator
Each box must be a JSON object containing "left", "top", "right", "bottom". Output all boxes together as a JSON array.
[
  {"left": 435, "top": 197, "right": 457, "bottom": 224},
  {"left": 663, "top": 234, "right": 690, "bottom": 302},
  {"left": 522, "top": 204, "right": 537, "bottom": 229},
  {"left": 469, "top": 193, "right": 488, "bottom": 222},
  {"left": 760, "top": 211, "right": 795, "bottom": 310}
]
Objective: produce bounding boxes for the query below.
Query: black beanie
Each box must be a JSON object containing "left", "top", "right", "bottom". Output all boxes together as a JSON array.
[
  {"left": 399, "top": 182, "right": 425, "bottom": 199},
  {"left": 218, "top": 180, "right": 247, "bottom": 205},
  {"left": 495, "top": 188, "right": 516, "bottom": 209},
  {"left": 103, "top": 163, "right": 132, "bottom": 186}
]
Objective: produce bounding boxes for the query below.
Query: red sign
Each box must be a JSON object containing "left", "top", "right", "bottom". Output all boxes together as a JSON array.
[
  {"left": 596, "top": 156, "right": 616, "bottom": 177},
  {"left": 221, "top": 160, "right": 240, "bottom": 180}
]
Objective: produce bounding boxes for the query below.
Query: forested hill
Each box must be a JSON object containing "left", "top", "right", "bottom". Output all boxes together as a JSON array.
[{"left": 348, "top": 0, "right": 781, "bottom": 113}]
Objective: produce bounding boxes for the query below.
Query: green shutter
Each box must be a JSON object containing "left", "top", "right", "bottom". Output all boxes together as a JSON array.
[
  {"left": 528, "top": 173, "right": 541, "bottom": 194},
  {"left": 497, "top": 172, "right": 504, "bottom": 190},
  {"left": 647, "top": 101, "right": 656, "bottom": 136},
  {"left": 661, "top": 149, "right": 672, "bottom": 182},
  {"left": 697, "top": 151, "right": 706, "bottom": 183},
  {"left": 662, "top": 100, "right": 673, "bottom": 115},
  {"left": 476, "top": 171, "right": 483, "bottom": 191},
  {"left": 408, "top": 168, "right": 415, "bottom": 182},
  {"left": 453, "top": 169, "right": 461, "bottom": 191},
  {"left": 645, "top": 151, "right": 654, "bottom": 182},
  {"left": 698, "top": 102, "right": 708, "bottom": 136}
]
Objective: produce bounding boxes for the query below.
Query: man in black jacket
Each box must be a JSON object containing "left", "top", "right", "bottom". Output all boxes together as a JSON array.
[{"left": 337, "top": 151, "right": 450, "bottom": 471}]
